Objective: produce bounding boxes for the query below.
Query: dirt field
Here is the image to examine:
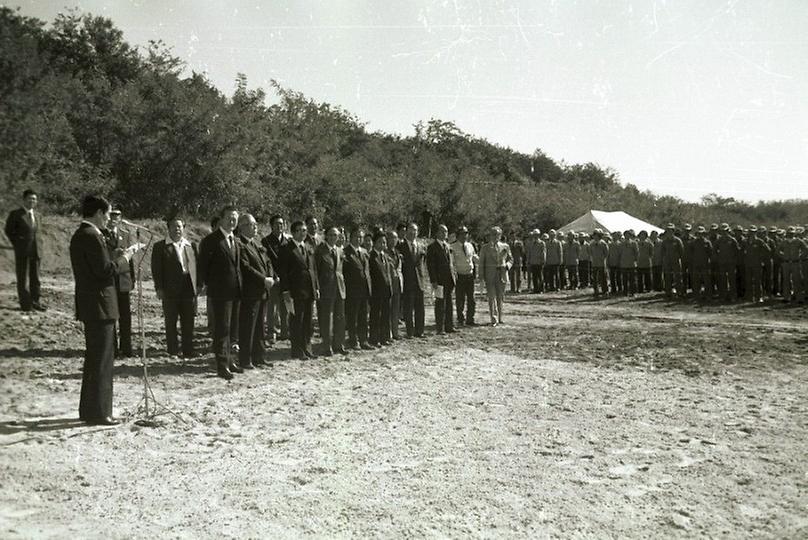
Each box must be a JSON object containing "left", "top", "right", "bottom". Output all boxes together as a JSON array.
[{"left": 1, "top": 271, "right": 807, "bottom": 539}]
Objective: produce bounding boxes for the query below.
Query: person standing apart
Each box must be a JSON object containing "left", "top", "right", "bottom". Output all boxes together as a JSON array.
[
  {"left": 198, "top": 206, "right": 242, "bottom": 379},
  {"left": 151, "top": 217, "right": 198, "bottom": 357},
  {"left": 70, "top": 195, "right": 131, "bottom": 425},
  {"left": 451, "top": 226, "right": 477, "bottom": 326},
  {"left": 5, "top": 189, "right": 45, "bottom": 311},
  {"left": 478, "top": 226, "right": 512, "bottom": 326}
]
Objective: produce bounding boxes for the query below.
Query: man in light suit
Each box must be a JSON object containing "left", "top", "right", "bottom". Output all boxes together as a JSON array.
[
  {"left": 426, "top": 224, "right": 456, "bottom": 334},
  {"left": 198, "top": 205, "right": 242, "bottom": 380},
  {"left": 398, "top": 222, "right": 428, "bottom": 338},
  {"left": 5, "top": 189, "right": 45, "bottom": 311},
  {"left": 70, "top": 195, "right": 131, "bottom": 425},
  {"left": 279, "top": 221, "right": 320, "bottom": 360},
  {"left": 151, "top": 216, "right": 198, "bottom": 358},
  {"left": 315, "top": 227, "right": 347, "bottom": 356}
]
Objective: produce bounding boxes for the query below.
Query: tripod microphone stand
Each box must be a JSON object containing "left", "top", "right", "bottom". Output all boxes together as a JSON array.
[{"left": 127, "top": 223, "right": 186, "bottom": 427}]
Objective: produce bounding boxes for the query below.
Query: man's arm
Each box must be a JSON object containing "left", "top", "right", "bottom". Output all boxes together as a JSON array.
[{"left": 151, "top": 242, "right": 164, "bottom": 298}]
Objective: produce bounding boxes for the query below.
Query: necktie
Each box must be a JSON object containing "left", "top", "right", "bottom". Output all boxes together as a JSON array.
[
  {"left": 331, "top": 247, "right": 338, "bottom": 265},
  {"left": 29, "top": 210, "right": 35, "bottom": 227},
  {"left": 228, "top": 235, "right": 235, "bottom": 255},
  {"left": 181, "top": 243, "right": 189, "bottom": 273}
]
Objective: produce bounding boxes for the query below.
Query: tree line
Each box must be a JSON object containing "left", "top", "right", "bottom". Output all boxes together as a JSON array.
[{"left": 2, "top": 7, "right": 806, "bottom": 237}]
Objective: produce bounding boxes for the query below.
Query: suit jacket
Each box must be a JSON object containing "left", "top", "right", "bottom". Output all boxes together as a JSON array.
[
  {"left": 343, "top": 244, "right": 372, "bottom": 299},
  {"left": 151, "top": 238, "right": 198, "bottom": 298},
  {"left": 426, "top": 239, "right": 456, "bottom": 287},
  {"left": 239, "top": 236, "right": 274, "bottom": 301},
  {"left": 386, "top": 248, "right": 403, "bottom": 295},
  {"left": 104, "top": 227, "right": 135, "bottom": 293},
  {"left": 198, "top": 229, "right": 242, "bottom": 300},
  {"left": 70, "top": 222, "right": 129, "bottom": 321},
  {"left": 261, "top": 232, "right": 289, "bottom": 272},
  {"left": 315, "top": 243, "right": 346, "bottom": 300},
  {"left": 398, "top": 239, "right": 428, "bottom": 293},
  {"left": 5, "top": 207, "right": 40, "bottom": 257},
  {"left": 279, "top": 240, "right": 319, "bottom": 301},
  {"left": 369, "top": 249, "right": 392, "bottom": 299}
]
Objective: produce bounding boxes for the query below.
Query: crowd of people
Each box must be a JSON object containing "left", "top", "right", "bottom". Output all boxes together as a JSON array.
[{"left": 4, "top": 189, "right": 808, "bottom": 424}]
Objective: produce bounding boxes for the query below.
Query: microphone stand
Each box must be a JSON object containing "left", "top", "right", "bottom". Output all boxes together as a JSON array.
[{"left": 127, "top": 223, "right": 186, "bottom": 427}]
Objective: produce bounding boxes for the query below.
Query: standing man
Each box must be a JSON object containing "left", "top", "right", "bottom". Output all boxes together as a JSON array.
[
  {"left": 636, "top": 231, "right": 654, "bottom": 294},
  {"left": 451, "top": 226, "right": 477, "bottom": 326},
  {"left": 386, "top": 230, "right": 404, "bottom": 339},
  {"left": 104, "top": 209, "right": 134, "bottom": 358},
  {"left": 607, "top": 231, "right": 622, "bottom": 295},
  {"left": 619, "top": 230, "right": 638, "bottom": 296},
  {"left": 427, "top": 224, "right": 456, "bottom": 334},
  {"left": 508, "top": 232, "right": 524, "bottom": 293},
  {"left": 261, "top": 215, "right": 289, "bottom": 345},
  {"left": 279, "top": 221, "right": 319, "bottom": 359},
  {"left": 660, "top": 224, "right": 685, "bottom": 299},
  {"left": 399, "top": 222, "right": 428, "bottom": 338},
  {"left": 714, "top": 223, "right": 740, "bottom": 302},
  {"left": 779, "top": 226, "right": 807, "bottom": 302},
  {"left": 368, "top": 231, "right": 393, "bottom": 347},
  {"left": 343, "top": 228, "right": 373, "bottom": 350},
  {"left": 688, "top": 226, "right": 713, "bottom": 301},
  {"left": 70, "top": 195, "right": 131, "bottom": 425},
  {"left": 588, "top": 229, "right": 609, "bottom": 297},
  {"left": 744, "top": 226, "right": 771, "bottom": 303},
  {"left": 651, "top": 231, "right": 663, "bottom": 291},
  {"left": 578, "top": 233, "right": 591, "bottom": 289},
  {"left": 525, "top": 229, "right": 545, "bottom": 294},
  {"left": 563, "top": 232, "right": 580, "bottom": 290},
  {"left": 151, "top": 217, "right": 198, "bottom": 358},
  {"left": 237, "top": 213, "right": 275, "bottom": 369},
  {"left": 304, "top": 216, "right": 322, "bottom": 248},
  {"left": 315, "top": 227, "right": 347, "bottom": 356},
  {"left": 544, "top": 230, "right": 563, "bottom": 291},
  {"left": 5, "top": 189, "right": 45, "bottom": 311},
  {"left": 198, "top": 205, "right": 242, "bottom": 380}
]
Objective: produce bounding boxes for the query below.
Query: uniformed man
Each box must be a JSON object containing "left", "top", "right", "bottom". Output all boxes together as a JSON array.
[
  {"left": 563, "top": 232, "right": 580, "bottom": 290},
  {"left": 588, "top": 229, "right": 609, "bottom": 297},
  {"left": 660, "top": 224, "right": 684, "bottom": 299},
  {"left": 733, "top": 225, "right": 747, "bottom": 299},
  {"left": 651, "top": 230, "right": 663, "bottom": 291},
  {"left": 744, "top": 226, "right": 771, "bottom": 303},
  {"left": 525, "top": 229, "right": 546, "bottom": 293},
  {"left": 618, "top": 230, "right": 638, "bottom": 296},
  {"left": 688, "top": 226, "right": 713, "bottom": 301},
  {"left": 508, "top": 232, "right": 525, "bottom": 293},
  {"left": 708, "top": 223, "right": 721, "bottom": 297},
  {"left": 636, "top": 231, "right": 654, "bottom": 294},
  {"left": 578, "top": 233, "right": 591, "bottom": 288},
  {"left": 714, "top": 223, "right": 740, "bottom": 302},
  {"left": 680, "top": 223, "right": 694, "bottom": 293},
  {"left": 607, "top": 231, "right": 622, "bottom": 295},
  {"left": 545, "top": 230, "right": 563, "bottom": 291},
  {"left": 779, "top": 226, "right": 807, "bottom": 302}
]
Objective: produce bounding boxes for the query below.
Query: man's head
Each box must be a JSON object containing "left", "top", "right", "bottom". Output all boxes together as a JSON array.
[
  {"left": 435, "top": 224, "right": 448, "bottom": 241},
  {"left": 373, "top": 230, "right": 387, "bottom": 251},
  {"left": 386, "top": 230, "right": 398, "bottom": 249},
  {"left": 22, "top": 189, "right": 37, "bottom": 211},
  {"left": 305, "top": 216, "right": 319, "bottom": 236},
  {"left": 166, "top": 217, "right": 184, "bottom": 242},
  {"left": 219, "top": 205, "right": 239, "bottom": 233},
  {"left": 238, "top": 213, "right": 258, "bottom": 239},
  {"left": 290, "top": 220, "right": 307, "bottom": 242},
  {"left": 349, "top": 228, "right": 364, "bottom": 248},
  {"left": 456, "top": 226, "right": 468, "bottom": 243},
  {"left": 81, "top": 195, "right": 112, "bottom": 229},
  {"left": 406, "top": 222, "right": 419, "bottom": 241},
  {"left": 362, "top": 232, "right": 374, "bottom": 251},
  {"left": 324, "top": 226, "right": 339, "bottom": 247},
  {"left": 269, "top": 214, "right": 284, "bottom": 235},
  {"left": 488, "top": 226, "right": 502, "bottom": 243},
  {"left": 108, "top": 209, "right": 122, "bottom": 229}
]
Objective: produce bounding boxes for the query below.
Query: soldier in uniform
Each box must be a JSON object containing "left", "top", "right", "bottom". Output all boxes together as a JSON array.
[
  {"left": 525, "top": 229, "right": 546, "bottom": 294},
  {"left": 563, "top": 232, "right": 580, "bottom": 290},
  {"left": 651, "top": 230, "right": 663, "bottom": 291},
  {"left": 578, "top": 233, "right": 591, "bottom": 288},
  {"left": 779, "top": 226, "right": 807, "bottom": 302},
  {"left": 733, "top": 225, "right": 747, "bottom": 299},
  {"left": 660, "top": 224, "right": 684, "bottom": 299},
  {"left": 589, "top": 229, "right": 609, "bottom": 297},
  {"left": 708, "top": 224, "right": 720, "bottom": 297},
  {"left": 607, "top": 231, "right": 622, "bottom": 295},
  {"left": 104, "top": 209, "right": 135, "bottom": 357},
  {"left": 714, "top": 223, "right": 740, "bottom": 302},
  {"left": 544, "top": 230, "right": 563, "bottom": 292},
  {"left": 636, "top": 231, "right": 653, "bottom": 294},
  {"left": 765, "top": 227, "right": 780, "bottom": 296},
  {"left": 688, "top": 226, "right": 713, "bottom": 301},
  {"left": 507, "top": 232, "right": 525, "bottom": 293},
  {"left": 680, "top": 223, "right": 694, "bottom": 294},
  {"left": 744, "top": 226, "right": 771, "bottom": 303},
  {"left": 618, "top": 230, "right": 638, "bottom": 296}
]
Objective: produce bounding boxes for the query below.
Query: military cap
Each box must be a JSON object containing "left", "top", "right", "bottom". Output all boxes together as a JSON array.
[
  {"left": 758, "top": 226, "right": 767, "bottom": 233},
  {"left": 541, "top": 233, "right": 549, "bottom": 240},
  {"left": 109, "top": 208, "right": 122, "bottom": 215},
  {"left": 696, "top": 225, "right": 706, "bottom": 233},
  {"left": 787, "top": 226, "right": 796, "bottom": 234},
  {"left": 710, "top": 223, "right": 719, "bottom": 230},
  {"left": 778, "top": 228, "right": 786, "bottom": 235},
  {"left": 684, "top": 223, "right": 692, "bottom": 231},
  {"left": 638, "top": 230, "right": 648, "bottom": 237},
  {"left": 593, "top": 228, "right": 603, "bottom": 236},
  {"left": 797, "top": 226, "right": 805, "bottom": 234},
  {"left": 549, "top": 229, "right": 556, "bottom": 235},
  {"left": 720, "top": 223, "right": 730, "bottom": 231},
  {"left": 456, "top": 226, "right": 468, "bottom": 234},
  {"left": 734, "top": 225, "right": 744, "bottom": 232},
  {"left": 666, "top": 223, "right": 675, "bottom": 229},
  {"left": 748, "top": 225, "right": 757, "bottom": 233},
  {"left": 531, "top": 229, "right": 540, "bottom": 235}
]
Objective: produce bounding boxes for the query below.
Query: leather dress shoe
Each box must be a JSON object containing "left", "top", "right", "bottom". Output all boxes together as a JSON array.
[
  {"left": 320, "top": 348, "right": 333, "bottom": 357},
  {"left": 240, "top": 362, "right": 255, "bottom": 370},
  {"left": 360, "top": 343, "right": 375, "bottom": 350},
  {"left": 304, "top": 350, "right": 318, "bottom": 360},
  {"left": 86, "top": 416, "right": 119, "bottom": 426},
  {"left": 335, "top": 347, "right": 348, "bottom": 355},
  {"left": 253, "top": 359, "right": 266, "bottom": 367},
  {"left": 32, "top": 303, "right": 47, "bottom": 312},
  {"left": 217, "top": 366, "right": 234, "bottom": 380},
  {"left": 229, "top": 362, "right": 244, "bottom": 374}
]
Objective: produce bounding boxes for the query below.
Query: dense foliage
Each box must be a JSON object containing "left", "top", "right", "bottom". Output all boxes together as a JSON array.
[{"left": 2, "top": 8, "right": 806, "bottom": 235}]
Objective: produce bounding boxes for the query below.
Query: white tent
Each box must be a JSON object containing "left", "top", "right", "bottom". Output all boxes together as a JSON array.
[{"left": 557, "top": 210, "right": 663, "bottom": 235}]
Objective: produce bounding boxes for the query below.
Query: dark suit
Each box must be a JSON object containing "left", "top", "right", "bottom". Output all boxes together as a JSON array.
[
  {"left": 343, "top": 244, "right": 372, "bottom": 347},
  {"left": 261, "top": 232, "right": 289, "bottom": 341},
  {"left": 315, "top": 243, "right": 346, "bottom": 353},
  {"left": 104, "top": 227, "right": 135, "bottom": 356},
  {"left": 151, "top": 238, "right": 198, "bottom": 356},
  {"left": 198, "top": 229, "right": 242, "bottom": 370},
  {"left": 369, "top": 249, "right": 392, "bottom": 345},
  {"left": 69, "top": 222, "right": 128, "bottom": 421},
  {"left": 426, "top": 239, "right": 456, "bottom": 333},
  {"left": 279, "top": 240, "right": 319, "bottom": 357},
  {"left": 4, "top": 207, "right": 41, "bottom": 310},
  {"left": 238, "top": 236, "right": 274, "bottom": 367},
  {"left": 398, "top": 239, "right": 428, "bottom": 337},
  {"left": 386, "top": 248, "right": 403, "bottom": 340}
]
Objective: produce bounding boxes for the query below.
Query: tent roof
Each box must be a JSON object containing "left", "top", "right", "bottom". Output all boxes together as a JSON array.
[{"left": 557, "top": 210, "right": 663, "bottom": 235}]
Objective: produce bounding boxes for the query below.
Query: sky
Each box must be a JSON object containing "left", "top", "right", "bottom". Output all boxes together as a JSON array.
[{"left": 12, "top": 0, "right": 808, "bottom": 202}]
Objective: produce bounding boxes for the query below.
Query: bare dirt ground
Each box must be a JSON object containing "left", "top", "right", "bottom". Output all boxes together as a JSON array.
[{"left": 1, "top": 271, "right": 806, "bottom": 538}]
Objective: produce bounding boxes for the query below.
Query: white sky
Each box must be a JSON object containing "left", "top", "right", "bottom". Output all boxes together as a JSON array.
[{"left": 13, "top": 0, "right": 808, "bottom": 202}]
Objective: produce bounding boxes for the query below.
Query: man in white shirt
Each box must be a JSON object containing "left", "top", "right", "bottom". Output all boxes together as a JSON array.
[{"left": 451, "top": 226, "right": 477, "bottom": 326}]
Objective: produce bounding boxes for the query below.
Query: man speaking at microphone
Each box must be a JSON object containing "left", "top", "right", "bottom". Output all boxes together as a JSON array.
[{"left": 104, "top": 208, "right": 135, "bottom": 358}]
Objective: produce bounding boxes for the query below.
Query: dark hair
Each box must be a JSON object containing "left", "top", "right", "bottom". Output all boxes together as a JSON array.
[
  {"left": 290, "top": 220, "right": 305, "bottom": 233},
  {"left": 166, "top": 216, "right": 184, "bottom": 227},
  {"left": 81, "top": 195, "right": 110, "bottom": 218},
  {"left": 305, "top": 215, "right": 317, "bottom": 224},
  {"left": 373, "top": 230, "right": 386, "bottom": 242},
  {"left": 22, "top": 189, "right": 37, "bottom": 198},
  {"left": 210, "top": 216, "right": 220, "bottom": 229},
  {"left": 396, "top": 222, "right": 407, "bottom": 231},
  {"left": 269, "top": 214, "right": 283, "bottom": 226},
  {"left": 349, "top": 227, "right": 364, "bottom": 239},
  {"left": 219, "top": 205, "right": 238, "bottom": 219}
]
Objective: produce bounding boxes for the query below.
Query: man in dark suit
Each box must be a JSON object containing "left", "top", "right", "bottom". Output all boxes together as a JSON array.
[
  {"left": 198, "top": 205, "right": 242, "bottom": 380},
  {"left": 70, "top": 195, "right": 130, "bottom": 425},
  {"left": 398, "top": 222, "right": 428, "bottom": 337},
  {"left": 385, "top": 230, "right": 403, "bottom": 341},
  {"left": 261, "top": 215, "right": 289, "bottom": 344},
  {"left": 4, "top": 189, "right": 45, "bottom": 311},
  {"left": 369, "top": 231, "right": 393, "bottom": 347},
  {"left": 343, "top": 228, "right": 373, "bottom": 350},
  {"left": 304, "top": 215, "right": 322, "bottom": 248},
  {"left": 151, "top": 216, "right": 198, "bottom": 358},
  {"left": 279, "top": 220, "right": 320, "bottom": 360},
  {"left": 427, "top": 224, "right": 457, "bottom": 334},
  {"left": 104, "top": 209, "right": 135, "bottom": 357},
  {"left": 315, "top": 227, "right": 347, "bottom": 356},
  {"left": 237, "top": 213, "right": 275, "bottom": 369}
]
